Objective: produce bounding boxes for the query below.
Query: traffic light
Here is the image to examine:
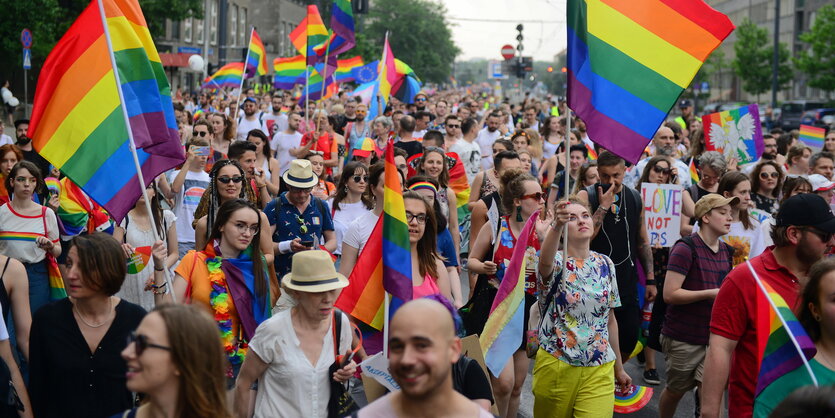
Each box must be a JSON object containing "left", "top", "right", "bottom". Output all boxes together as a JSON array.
[
  {"left": 547, "top": 66, "right": 554, "bottom": 72},
  {"left": 561, "top": 67, "right": 567, "bottom": 73},
  {"left": 353, "top": 0, "right": 369, "bottom": 14},
  {"left": 516, "top": 24, "right": 524, "bottom": 52},
  {"left": 516, "top": 61, "right": 526, "bottom": 78}
]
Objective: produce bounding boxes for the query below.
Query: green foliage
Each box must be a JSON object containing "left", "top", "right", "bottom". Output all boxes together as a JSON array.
[
  {"left": 795, "top": 5, "right": 835, "bottom": 97},
  {"left": 353, "top": 0, "right": 460, "bottom": 84},
  {"left": 732, "top": 19, "right": 792, "bottom": 98}
]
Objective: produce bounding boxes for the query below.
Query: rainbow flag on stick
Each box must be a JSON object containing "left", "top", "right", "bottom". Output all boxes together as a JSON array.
[
  {"left": 244, "top": 28, "right": 268, "bottom": 78},
  {"left": 28, "top": 0, "right": 186, "bottom": 223},
  {"left": 202, "top": 62, "right": 244, "bottom": 89},
  {"left": 326, "top": 0, "right": 356, "bottom": 57},
  {"left": 273, "top": 55, "right": 306, "bottom": 89},
  {"left": 689, "top": 157, "right": 700, "bottom": 184},
  {"left": 335, "top": 216, "right": 385, "bottom": 329},
  {"left": 480, "top": 210, "right": 539, "bottom": 376},
  {"left": 567, "top": 0, "right": 734, "bottom": 164},
  {"left": 799, "top": 124, "right": 825, "bottom": 151},
  {"left": 289, "top": 5, "right": 330, "bottom": 66},
  {"left": 335, "top": 56, "right": 365, "bottom": 83}
]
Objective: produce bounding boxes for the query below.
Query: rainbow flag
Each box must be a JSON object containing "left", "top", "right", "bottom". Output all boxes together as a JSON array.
[
  {"left": 446, "top": 152, "right": 471, "bottom": 220},
  {"left": 567, "top": 0, "right": 734, "bottom": 164},
  {"left": 382, "top": 139, "right": 413, "bottom": 316},
  {"left": 480, "top": 210, "right": 538, "bottom": 376},
  {"left": 28, "top": 0, "right": 186, "bottom": 223},
  {"left": 202, "top": 62, "right": 245, "bottom": 89},
  {"left": 327, "top": 0, "right": 356, "bottom": 57},
  {"left": 689, "top": 157, "right": 700, "bottom": 183},
  {"left": 799, "top": 124, "right": 825, "bottom": 150},
  {"left": 335, "top": 215, "right": 385, "bottom": 329},
  {"left": 581, "top": 137, "right": 598, "bottom": 160},
  {"left": 751, "top": 261, "right": 818, "bottom": 398},
  {"left": 273, "top": 55, "right": 306, "bottom": 89},
  {"left": 702, "top": 105, "right": 764, "bottom": 164},
  {"left": 299, "top": 70, "right": 338, "bottom": 102},
  {"left": 244, "top": 28, "right": 268, "bottom": 78},
  {"left": 289, "top": 5, "right": 330, "bottom": 65},
  {"left": 335, "top": 56, "right": 364, "bottom": 82},
  {"left": 56, "top": 177, "right": 115, "bottom": 239}
]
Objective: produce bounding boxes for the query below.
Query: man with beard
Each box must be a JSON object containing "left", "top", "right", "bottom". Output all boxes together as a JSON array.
[
  {"left": 742, "top": 135, "right": 782, "bottom": 175},
  {"left": 413, "top": 111, "right": 431, "bottom": 139},
  {"left": 414, "top": 91, "right": 428, "bottom": 112},
  {"left": 15, "top": 119, "right": 51, "bottom": 177},
  {"left": 429, "top": 99, "right": 450, "bottom": 130},
  {"left": 262, "top": 94, "right": 288, "bottom": 136},
  {"left": 701, "top": 194, "right": 835, "bottom": 418},
  {"left": 475, "top": 112, "right": 502, "bottom": 170},
  {"left": 624, "top": 126, "right": 692, "bottom": 189},
  {"left": 336, "top": 98, "right": 359, "bottom": 136},
  {"left": 359, "top": 299, "right": 493, "bottom": 417},
  {"left": 236, "top": 97, "right": 265, "bottom": 141}
]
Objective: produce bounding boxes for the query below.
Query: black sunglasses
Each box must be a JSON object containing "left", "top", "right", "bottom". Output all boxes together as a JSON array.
[
  {"left": 193, "top": 131, "right": 208, "bottom": 137},
  {"left": 759, "top": 172, "right": 779, "bottom": 179},
  {"left": 652, "top": 165, "right": 672, "bottom": 175},
  {"left": 217, "top": 176, "right": 244, "bottom": 184},
  {"left": 352, "top": 175, "right": 368, "bottom": 183},
  {"left": 127, "top": 331, "right": 171, "bottom": 356},
  {"left": 446, "top": 124, "right": 461, "bottom": 129}
]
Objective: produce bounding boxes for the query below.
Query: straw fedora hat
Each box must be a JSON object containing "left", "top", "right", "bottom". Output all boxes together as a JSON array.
[
  {"left": 282, "top": 159, "right": 319, "bottom": 188},
  {"left": 282, "top": 250, "right": 349, "bottom": 292}
]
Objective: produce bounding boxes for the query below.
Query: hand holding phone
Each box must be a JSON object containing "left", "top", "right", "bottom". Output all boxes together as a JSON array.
[
  {"left": 190, "top": 145, "right": 210, "bottom": 157},
  {"left": 299, "top": 240, "right": 314, "bottom": 248}
]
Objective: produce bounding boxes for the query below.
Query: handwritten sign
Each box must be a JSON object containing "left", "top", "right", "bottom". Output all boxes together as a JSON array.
[{"left": 641, "top": 183, "right": 683, "bottom": 247}]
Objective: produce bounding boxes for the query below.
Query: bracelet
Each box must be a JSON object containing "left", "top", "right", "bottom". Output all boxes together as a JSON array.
[
  {"left": 597, "top": 205, "right": 610, "bottom": 212},
  {"left": 154, "top": 265, "right": 165, "bottom": 271},
  {"left": 151, "top": 281, "right": 168, "bottom": 295},
  {"left": 646, "top": 280, "right": 657, "bottom": 286}
]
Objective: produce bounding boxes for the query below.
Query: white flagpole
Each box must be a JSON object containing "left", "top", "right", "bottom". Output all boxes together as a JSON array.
[
  {"left": 96, "top": 0, "right": 176, "bottom": 302},
  {"left": 562, "top": 108, "right": 572, "bottom": 260},
  {"left": 236, "top": 27, "right": 255, "bottom": 116},
  {"left": 383, "top": 292, "right": 390, "bottom": 356},
  {"left": 744, "top": 260, "right": 818, "bottom": 387}
]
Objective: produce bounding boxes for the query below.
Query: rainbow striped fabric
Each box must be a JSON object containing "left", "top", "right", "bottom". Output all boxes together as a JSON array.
[
  {"left": 273, "top": 55, "right": 306, "bottom": 89},
  {"left": 0, "top": 231, "right": 42, "bottom": 242},
  {"left": 56, "top": 177, "right": 115, "bottom": 239},
  {"left": 382, "top": 139, "right": 414, "bottom": 316},
  {"left": 335, "top": 56, "right": 365, "bottom": 82},
  {"left": 689, "top": 157, "right": 700, "bottom": 183},
  {"left": 289, "top": 5, "right": 330, "bottom": 65},
  {"left": 299, "top": 69, "right": 338, "bottom": 102},
  {"left": 335, "top": 215, "right": 385, "bottom": 329},
  {"left": 28, "top": 0, "right": 186, "bottom": 222},
  {"left": 799, "top": 124, "right": 825, "bottom": 150},
  {"left": 245, "top": 29, "right": 268, "bottom": 78},
  {"left": 480, "top": 210, "right": 538, "bottom": 376},
  {"left": 567, "top": 0, "right": 734, "bottom": 164},
  {"left": 702, "top": 104, "right": 764, "bottom": 164},
  {"left": 202, "top": 62, "right": 245, "bottom": 89},
  {"left": 327, "top": 0, "right": 356, "bottom": 57}
]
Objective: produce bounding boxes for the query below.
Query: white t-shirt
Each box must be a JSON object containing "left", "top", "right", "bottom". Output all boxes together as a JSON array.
[
  {"left": 694, "top": 215, "right": 766, "bottom": 265},
  {"left": 262, "top": 112, "right": 288, "bottom": 137},
  {"left": 343, "top": 211, "right": 380, "bottom": 255},
  {"left": 236, "top": 115, "right": 266, "bottom": 141},
  {"left": 475, "top": 127, "right": 501, "bottom": 170},
  {"left": 172, "top": 170, "right": 210, "bottom": 244},
  {"left": 0, "top": 134, "right": 13, "bottom": 146},
  {"left": 0, "top": 204, "right": 60, "bottom": 263},
  {"left": 449, "top": 140, "right": 482, "bottom": 184},
  {"left": 332, "top": 201, "right": 372, "bottom": 255},
  {"left": 272, "top": 131, "right": 304, "bottom": 175},
  {"left": 248, "top": 309, "right": 352, "bottom": 418}
]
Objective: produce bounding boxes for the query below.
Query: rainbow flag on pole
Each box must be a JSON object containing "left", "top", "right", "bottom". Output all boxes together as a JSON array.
[
  {"left": 689, "top": 157, "right": 700, "bottom": 184},
  {"left": 28, "top": 0, "right": 186, "bottom": 222},
  {"left": 326, "top": 0, "right": 356, "bottom": 57},
  {"left": 480, "top": 210, "right": 538, "bottom": 376},
  {"left": 335, "top": 56, "right": 365, "bottom": 82},
  {"left": 202, "top": 62, "right": 245, "bottom": 89},
  {"left": 567, "top": 0, "right": 734, "bottom": 164},
  {"left": 245, "top": 28, "right": 268, "bottom": 78},
  {"left": 273, "top": 55, "right": 306, "bottom": 89},
  {"left": 335, "top": 215, "right": 385, "bottom": 329},
  {"left": 799, "top": 124, "right": 825, "bottom": 150},
  {"left": 289, "top": 5, "right": 329, "bottom": 66}
]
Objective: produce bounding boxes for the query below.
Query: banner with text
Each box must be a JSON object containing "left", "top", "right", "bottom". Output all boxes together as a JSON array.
[{"left": 641, "top": 183, "right": 683, "bottom": 247}]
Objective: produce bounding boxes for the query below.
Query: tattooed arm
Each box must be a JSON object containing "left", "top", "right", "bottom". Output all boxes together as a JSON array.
[{"left": 638, "top": 207, "right": 657, "bottom": 302}]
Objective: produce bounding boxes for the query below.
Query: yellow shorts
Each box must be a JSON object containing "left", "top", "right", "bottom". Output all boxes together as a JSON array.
[{"left": 532, "top": 348, "right": 615, "bottom": 418}]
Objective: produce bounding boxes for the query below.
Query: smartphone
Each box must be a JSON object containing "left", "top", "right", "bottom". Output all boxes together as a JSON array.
[
  {"left": 300, "top": 240, "right": 314, "bottom": 248},
  {"left": 191, "top": 145, "right": 210, "bottom": 157},
  {"left": 597, "top": 183, "right": 612, "bottom": 194},
  {"left": 340, "top": 350, "right": 356, "bottom": 368}
]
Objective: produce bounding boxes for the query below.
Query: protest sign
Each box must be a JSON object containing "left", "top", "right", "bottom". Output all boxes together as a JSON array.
[
  {"left": 641, "top": 183, "right": 683, "bottom": 247},
  {"left": 703, "top": 104, "right": 764, "bottom": 164}
]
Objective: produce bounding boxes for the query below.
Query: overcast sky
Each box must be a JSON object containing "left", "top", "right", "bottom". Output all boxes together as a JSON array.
[{"left": 439, "top": 0, "right": 567, "bottom": 62}]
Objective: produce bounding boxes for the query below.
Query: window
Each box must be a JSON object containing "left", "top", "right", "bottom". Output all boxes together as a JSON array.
[
  {"left": 279, "top": 22, "right": 285, "bottom": 56},
  {"left": 239, "top": 8, "right": 247, "bottom": 46},
  {"left": 184, "top": 18, "right": 192, "bottom": 43},
  {"left": 196, "top": 18, "right": 204, "bottom": 44},
  {"left": 230, "top": 5, "right": 238, "bottom": 47},
  {"left": 170, "top": 19, "right": 180, "bottom": 40},
  {"left": 210, "top": 0, "right": 218, "bottom": 46}
]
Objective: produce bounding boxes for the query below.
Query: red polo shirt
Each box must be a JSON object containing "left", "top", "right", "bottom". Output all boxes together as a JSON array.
[{"left": 709, "top": 246, "right": 802, "bottom": 418}]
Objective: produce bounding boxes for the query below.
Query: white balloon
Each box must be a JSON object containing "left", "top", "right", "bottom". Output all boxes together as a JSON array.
[{"left": 188, "top": 55, "right": 204, "bottom": 72}]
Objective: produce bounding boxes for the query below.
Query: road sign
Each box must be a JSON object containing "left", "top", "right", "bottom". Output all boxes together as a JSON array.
[
  {"left": 501, "top": 45, "right": 515, "bottom": 60},
  {"left": 23, "top": 48, "right": 31, "bottom": 70},
  {"left": 488, "top": 61, "right": 507, "bottom": 79},
  {"left": 21, "top": 29, "right": 32, "bottom": 48}
]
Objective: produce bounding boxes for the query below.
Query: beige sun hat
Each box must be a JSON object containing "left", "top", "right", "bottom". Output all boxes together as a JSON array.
[
  {"left": 282, "top": 250, "right": 349, "bottom": 292},
  {"left": 282, "top": 159, "right": 319, "bottom": 188}
]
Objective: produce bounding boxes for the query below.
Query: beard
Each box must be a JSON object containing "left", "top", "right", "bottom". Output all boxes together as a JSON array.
[
  {"left": 16, "top": 135, "right": 31, "bottom": 145},
  {"left": 762, "top": 152, "right": 776, "bottom": 160},
  {"left": 796, "top": 235, "right": 825, "bottom": 266},
  {"left": 657, "top": 145, "right": 675, "bottom": 156}
]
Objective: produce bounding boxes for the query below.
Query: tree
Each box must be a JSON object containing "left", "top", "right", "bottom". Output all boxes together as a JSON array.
[
  {"left": 795, "top": 5, "right": 835, "bottom": 99},
  {"left": 352, "top": 0, "right": 459, "bottom": 84},
  {"left": 732, "top": 19, "right": 791, "bottom": 100}
]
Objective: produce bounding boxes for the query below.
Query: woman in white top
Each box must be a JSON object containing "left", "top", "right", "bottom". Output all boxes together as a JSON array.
[
  {"left": 339, "top": 161, "right": 384, "bottom": 278},
  {"left": 0, "top": 161, "right": 60, "bottom": 314},
  {"left": 234, "top": 250, "right": 358, "bottom": 418},
  {"left": 330, "top": 161, "right": 373, "bottom": 258},
  {"left": 246, "top": 129, "right": 280, "bottom": 197},
  {"left": 113, "top": 181, "right": 177, "bottom": 311}
]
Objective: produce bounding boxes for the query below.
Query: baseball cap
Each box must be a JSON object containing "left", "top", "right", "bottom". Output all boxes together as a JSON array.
[
  {"left": 243, "top": 97, "right": 257, "bottom": 104},
  {"left": 808, "top": 174, "right": 835, "bottom": 192},
  {"left": 694, "top": 194, "right": 739, "bottom": 219},
  {"left": 775, "top": 194, "right": 835, "bottom": 234},
  {"left": 678, "top": 99, "right": 693, "bottom": 108}
]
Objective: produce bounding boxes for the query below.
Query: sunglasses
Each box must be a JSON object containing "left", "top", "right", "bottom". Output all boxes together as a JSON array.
[
  {"left": 217, "top": 176, "right": 244, "bottom": 184},
  {"left": 446, "top": 124, "right": 461, "bottom": 129},
  {"left": 759, "top": 172, "right": 780, "bottom": 179},
  {"left": 415, "top": 98, "right": 427, "bottom": 102},
  {"left": 800, "top": 227, "right": 833, "bottom": 243},
  {"left": 352, "top": 175, "right": 369, "bottom": 183},
  {"left": 126, "top": 331, "right": 171, "bottom": 356},
  {"left": 193, "top": 131, "right": 209, "bottom": 137},
  {"left": 652, "top": 166, "right": 672, "bottom": 175},
  {"left": 521, "top": 192, "right": 545, "bottom": 201}
]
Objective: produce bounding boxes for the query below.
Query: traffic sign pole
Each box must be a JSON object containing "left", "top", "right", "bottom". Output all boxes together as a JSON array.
[{"left": 21, "top": 29, "right": 33, "bottom": 118}]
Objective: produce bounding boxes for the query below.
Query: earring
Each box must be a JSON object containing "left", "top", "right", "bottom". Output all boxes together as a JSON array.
[
  {"left": 516, "top": 205, "right": 523, "bottom": 222},
  {"left": 815, "top": 315, "right": 822, "bottom": 322}
]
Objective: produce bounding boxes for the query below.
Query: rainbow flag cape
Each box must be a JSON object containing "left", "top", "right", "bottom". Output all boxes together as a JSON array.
[
  {"left": 56, "top": 177, "right": 115, "bottom": 239},
  {"left": 244, "top": 28, "right": 269, "bottom": 78},
  {"left": 382, "top": 139, "right": 413, "bottom": 315},
  {"left": 480, "top": 210, "right": 538, "bottom": 376},
  {"left": 289, "top": 5, "right": 330, "bottom": 66},
  {"left": 335, "top": 215, "right": 385, "bottom": 329},
  {"left": 335, "top": 56, "right": 364, "bottom": 83},
  {"left": 799, "top": 124, "right": 825, "bottom": 150},
  {"left": 567, "top": 0, "right": 734, "bottom": 164},
  {"left": 29, "top": 0, "right": 186, "bottom": 222},
  {"left": 703, "top": 104, "right": 764, "bottom": 164},
  {"left": 689, "top": 157, "right": 700, "bottom": 184},
  {"left": 202, "top": 62, "right": 245, "bottom": 89},
  {"left": 273, "top": 55, "right": 306, "bottom": 89}
]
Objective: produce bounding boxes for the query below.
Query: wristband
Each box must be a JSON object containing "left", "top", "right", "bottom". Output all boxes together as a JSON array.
[
  {"left": 278, "top": 240, "right": 293, "bottom": 254},
  {"left": 646, "top": 280, "right": 656, "bottom": 286},
  {"left": 597, "top": 205, "right": 610, "bottom": 212},
  {"left": 154, "top": 265, "right": 165, "bottom": 272}
]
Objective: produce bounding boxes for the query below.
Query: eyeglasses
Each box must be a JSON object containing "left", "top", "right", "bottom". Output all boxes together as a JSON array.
[
  {"left": 193, "top": 131, "right": 209, "bottom": 137},
  {"left": 290, "top": 186, "right": 313, "bottom": 193},
  {"left": 759, "top": 172, "right": 780, "bottom": 179},
  {"left": 217, "top": 176, "right": 244, "bottom": 184},
  {"left": 397, "top": 164, "right": 408, "bottom": 172},
  {"left": 14, "top": 177, "right": 37, "bottom": 184},
  {"left": 521, "top": 192, "right": 545, "bottom": 201},
  {"left": 446, "top": 124, "right": 461, "bottom": 129},
  {"left": 352, "top": 175, "right": 369, "bottom": 183},
  {"left": 415, "top": 98, "right": 427, "bottom": 102},
  {"left": 405, "top": 212, "right": 427, "bottom": 225},
  {"left": 652, "top": 166, "right": 672, "bottom": 175},
  {"left": 296, "top": 216, "right": 309, "bottom": 234},
  {"left": 126, "top": 331, "right": 171, "bottom": 356},
  {"left": 233, "top": 222, "right": 259, "bottom": 236},
  {"left": 799, "top": 227, "right": 833, "bottom": 243}
]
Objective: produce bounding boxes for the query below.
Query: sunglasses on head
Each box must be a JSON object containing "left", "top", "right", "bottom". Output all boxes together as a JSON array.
[
  {"left": 193, "top": 131, "right": 208, "bottom": 137},
  {"left": 126, "top": 331, "right": 171, "bottom": 356},
  {"left": 217, "top": 175, "right": 244, "bottom": 184},
  {"left": 652, "top": 165, "right": 672, "bottom": 175},
  {"left": 759, "top": 171, "right": 779, "bottom": 179}
]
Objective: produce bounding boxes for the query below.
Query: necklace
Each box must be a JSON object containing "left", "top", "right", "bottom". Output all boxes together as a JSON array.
[{"left": 74, "top": 297, "right": 114, "bottom": 328}]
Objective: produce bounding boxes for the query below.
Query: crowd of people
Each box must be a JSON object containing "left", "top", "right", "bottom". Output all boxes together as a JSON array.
[{"left": 0, "top": 85, "right": 833, "bottom": 418}]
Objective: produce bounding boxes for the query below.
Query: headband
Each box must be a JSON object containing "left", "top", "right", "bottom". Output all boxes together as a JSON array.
[{"left": 409, "top": 182, "right": 438, "bottom": 194}]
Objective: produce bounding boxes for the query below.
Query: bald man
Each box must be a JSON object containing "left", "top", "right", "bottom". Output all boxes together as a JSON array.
[
  {"left": 359, "top": 299, "right": 492, "bottom": 417},
  {"left": 623, "top": 126, "right": 693, "bottom": 189}
]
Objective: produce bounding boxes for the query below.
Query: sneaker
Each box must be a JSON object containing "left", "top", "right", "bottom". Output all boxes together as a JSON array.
[{"left": 643, "top": 369, "right": 660, "bottom": 385}]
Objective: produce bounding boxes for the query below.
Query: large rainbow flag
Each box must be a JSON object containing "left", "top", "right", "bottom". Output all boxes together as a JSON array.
[
  {"left": 273, "top": 55, "right": 306, "bottom": 89},
  {"left": 567, "top": 0, "right": 734, "bottom": 164},
  {"left": 28, "top": 0, "right": 186, "bottom": 222},
  {"left": 326, "top": 0, "right": 356, "bottom": 57},
  {"left": 335, "top": 215, "right": 385, "bottom": 329},
  {"left": 799, "top": 124, "right": 825, "bottom": 150},
  {"left": 480, "top": 210, "right": 538, "bottom": 376},
  {"left": 335, "top": 56, "right": 364, "bottom": 83},
  {"left": 244, "top": 28, "right": 268, "bottom": 78},
  {"left": 202, "top": 62, "right": 245, "bottom": 89},
  {"left": 289, "top": 5, "right": 330, "bottom": 66}
]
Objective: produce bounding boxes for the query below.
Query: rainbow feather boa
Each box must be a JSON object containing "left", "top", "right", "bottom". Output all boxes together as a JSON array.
[{"left": 206, "top": 256, "right": 248, "bottom": 369}]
